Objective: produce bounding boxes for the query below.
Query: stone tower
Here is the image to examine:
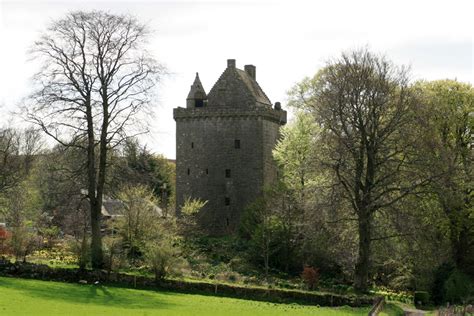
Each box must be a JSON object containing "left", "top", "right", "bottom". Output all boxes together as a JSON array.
[{"left": 173, "top": 59, "right": 287, "bottom": 234}]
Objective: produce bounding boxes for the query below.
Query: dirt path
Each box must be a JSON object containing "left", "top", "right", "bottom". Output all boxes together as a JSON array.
[{"left": 401, "top": 306, "right": 428, "bottom": 316}]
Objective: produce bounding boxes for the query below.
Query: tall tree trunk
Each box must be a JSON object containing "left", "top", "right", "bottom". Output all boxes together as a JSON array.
[
  {"left": 86, "top": 97, "right": 104, "bottom": 269},
  {"left": 90, "top": 199, "right": 103, "bottom": 269},
  {"left": 91, "top": 85, "right": 110, "bottom": 269},
  {"left": 354, "top": 209, "right": 371, "bottom": 292}
]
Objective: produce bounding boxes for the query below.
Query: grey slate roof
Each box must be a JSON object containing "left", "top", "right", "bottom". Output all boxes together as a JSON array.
[
  {"left": 206, "top": 62, "right": 272, "bottom": 108},
  {"left": 101, "top": 198, "right": 163, "bottom": 218},
  {"left": 187, "top": 72, "right": 207, "bottom": 100}
]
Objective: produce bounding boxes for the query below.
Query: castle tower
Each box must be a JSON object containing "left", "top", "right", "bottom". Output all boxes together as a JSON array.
[{"left": 173, "top": 59, "right": 287, "bottom": 234}]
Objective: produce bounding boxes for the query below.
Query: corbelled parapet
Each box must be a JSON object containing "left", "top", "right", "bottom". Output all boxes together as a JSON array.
[{"left": 173, "top": 106, "right": 287, "bottom": 124}]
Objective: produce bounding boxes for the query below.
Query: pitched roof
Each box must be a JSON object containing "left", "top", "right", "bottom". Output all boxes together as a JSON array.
[
  {"left": 206, "top": 63, "right": 272, "bottom": 108},
  {"left": 187, "top": 72, "right": 207, "bottom": 100},
  {"left": 101, "top": 198, "right": 163, "bottom": 218}
]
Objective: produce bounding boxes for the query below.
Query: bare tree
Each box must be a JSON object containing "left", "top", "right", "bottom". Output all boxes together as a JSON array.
[
  {"left": 0, "top": 127, "right": 42, "bottom": 195},
  {"left": 290, "top": 49, "right": 426, "bottom": 292},
  {"left": 0, "top": 128, "right": 22, "bottom": 195},
  {"left": 26, "top": 11, "right": 163, "bottom": 268}
]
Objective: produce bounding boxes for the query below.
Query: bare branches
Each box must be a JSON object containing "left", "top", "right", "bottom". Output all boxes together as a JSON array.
[
  {"left": 26, "top": 11, "right": 161, "bottom": 150},
  {"left": 25, "top": 10, "right": 163, "bottom": 269}
]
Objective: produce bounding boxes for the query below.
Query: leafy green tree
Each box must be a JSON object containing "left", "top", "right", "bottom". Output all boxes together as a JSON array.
[
  {"left": 117, "top": 185, "right": 161, "bottom": 263},
  {"left": 415, "top": 80, "right": 474, "bottom": 275},
  {"left": 145, "top": 236, "right": 181, "bottom": 282},
  {"left": 288, "top": 49, "right": 423, "bottom": 292},
  {"left": 240, "top": 189, "right": 288, "bottom": 280},
  {"left": 273, "top": 111, "right": 319, "bottom": 198},
  {"left": 110, "top": 139, "right": 175, "bottom": 213},
  {"left": 1, "top": 180, "right": 43, "bottom": 262}
]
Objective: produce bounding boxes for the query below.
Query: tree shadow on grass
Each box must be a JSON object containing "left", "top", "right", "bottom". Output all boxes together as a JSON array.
[{"left": 0, "top": 277, "right": 176, "bottom": 311}]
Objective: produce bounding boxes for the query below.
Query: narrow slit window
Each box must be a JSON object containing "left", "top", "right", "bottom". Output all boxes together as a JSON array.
[
  {"left": 234, "top": 139, "right": 240, "bottom": 149},
  {"left": 225, "top": 169, "right": 231, "bottom": 178},
  {"left": 191, "top": 142, "right": 194, "bottom": 148},
  {"left": 187, "top": 168, "right": 190, "bottom": 175},
  {"left": 226, "top": 218, "right": 229, "bottom": 226},
  {"left": 225, "top": 197, "right": 230, "bottom": 206},
  {"left": 205, "top": 168, "right": 208, "bottom": 174}
]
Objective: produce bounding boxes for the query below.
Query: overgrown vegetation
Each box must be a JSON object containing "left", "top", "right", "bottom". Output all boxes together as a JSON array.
[{"left": 0, "top": 9, "right": 472, "bottom": 311}]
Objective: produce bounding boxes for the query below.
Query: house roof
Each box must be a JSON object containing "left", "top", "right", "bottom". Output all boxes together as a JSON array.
[{"left": 100, "top": 198, "right": 163, "bottom": 218}]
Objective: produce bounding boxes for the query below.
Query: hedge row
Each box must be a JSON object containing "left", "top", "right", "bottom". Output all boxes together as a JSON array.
[{"left": 0, "top": 260, "right": 375, "bottom": 307}]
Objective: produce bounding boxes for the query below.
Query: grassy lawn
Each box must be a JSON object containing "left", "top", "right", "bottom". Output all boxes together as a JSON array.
[{"left": 0, "top": 277, "right": 370, "bottom": 316}]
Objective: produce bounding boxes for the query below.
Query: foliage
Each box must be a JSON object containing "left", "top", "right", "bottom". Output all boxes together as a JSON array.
[
  {"left": 373, "top": 288, "right": 413, "bottom": 304},
  {"left": 240, "top": 192, "right": 286, "bottom": 279},
  {"left": 30, "top": 246, "right": 78, "bottom": 267},
  {"left": 431, "top": 262, "right": 455, "bottom": 305},
  {"left": 116, "top": 185, "right": 161, "bottom": 262},
  {"left": 273, "top": 111, "right": 320, "bottom": 195},
  {"left": 110, "top": 138, "right": 175, "bottom": 213},
  {"left": 67, "top": 235, "right": 90, "bottom": 269},
  {"left": 181, "top": 197, "right": 208, "bottom": 216},
  {"left": 414, "top": 291, "right": 430, "bottom": 306},
  {"left": 102, "top": 235, "right": 123, "bottom": 273},
  {"left": 413, "top": 80, "right": 474, "bottom": 276},
  {"left": 144, "top": 237, "right": 182, "bottom": 281},
  {"left": 301, "top": 266, "right": 320, "bottom": 290},
  {"left": 287, "top": 48, "right": 448, "bottom": 292},
  {"left": 1, "top": 180, "right": 43, "bottom": 261},
  {"left": 443, "top": 269, "right": 474, "bottom": 304}
]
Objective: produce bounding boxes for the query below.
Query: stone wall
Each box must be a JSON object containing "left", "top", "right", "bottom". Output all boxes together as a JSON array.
[{"left": 174, "top": 106, "right": 286, "bottom": 234}]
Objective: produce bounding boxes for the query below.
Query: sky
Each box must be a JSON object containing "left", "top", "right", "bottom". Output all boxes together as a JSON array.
[{"left": 0, "top": 0, "right": 472, "bottom": 159}]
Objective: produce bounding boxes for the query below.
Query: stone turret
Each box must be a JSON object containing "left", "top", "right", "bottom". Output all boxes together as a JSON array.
[
  {"left": 174, "top": 59, "right": 287, "bottom": 235},
  {"left": 186, "top": 72, "right": 207, "bottom": 108}
]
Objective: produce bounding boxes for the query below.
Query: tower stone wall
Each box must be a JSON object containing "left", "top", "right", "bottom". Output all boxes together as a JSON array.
[{"left": 174, "top": 60, "right": 286, "bottom": 234}]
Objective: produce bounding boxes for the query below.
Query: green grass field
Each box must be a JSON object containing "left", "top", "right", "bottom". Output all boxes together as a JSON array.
[{"left": 0, "top": 276, "right": 370, "bottom": 315}]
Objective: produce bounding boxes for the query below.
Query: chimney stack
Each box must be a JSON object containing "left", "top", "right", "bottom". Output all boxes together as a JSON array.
[
  {"left": 227, "top": 59, "right": 236, "bottom": 68},
  {"left": 244, "top": 65, "right": 256, "bottom": 80}
]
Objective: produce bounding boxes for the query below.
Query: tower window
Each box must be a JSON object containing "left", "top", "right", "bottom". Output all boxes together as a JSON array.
[
  {"left": 226, "top": 218, "right": 229, "bottom": 226},
  {"left": 234, "top": 139, "right": 240, "bottom": 149},
  {"left": 206, "top": 168, "right": 208, "bottom": 174},
  {"left": 195, "top": 99, "right": 204, "bottom": 107},
  {"left": 191, "top": 142, "right": 194, "bottom": 148},
  {"left": 225, "top": 197, "right": 230, "bottom": 206},
  {"left": 225, "top": 169, "right": 231, "bottom": 178},
  {"left": 187, "top": 168, "right": 190, "bottom": 175}
]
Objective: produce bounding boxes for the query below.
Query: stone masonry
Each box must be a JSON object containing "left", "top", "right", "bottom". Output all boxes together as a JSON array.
[{"left": 173, "top": 59, "right": 287, "bottom": 234}]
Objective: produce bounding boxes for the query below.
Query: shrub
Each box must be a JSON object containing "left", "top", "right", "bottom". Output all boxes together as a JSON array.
[
  {"left": 67, "top": 236, "right": 89, "bottom": 269},
  {"left": 431, "top": 262, "right": 455, "bottom": 304},
  {"left": 301, "top": 266, "right": 320, "bottom": 290},
  {"left": 414, "top": 291, "right": 430, "bottom": 306},
  {"left": 145, "top": 237, "right": 183, "bottom": 282},
  {"left": 102, "top": 236, "right": 123, "bottom": 273},
  {"left": 444, "top": 269, "right": 474, "bottom": 304}
]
